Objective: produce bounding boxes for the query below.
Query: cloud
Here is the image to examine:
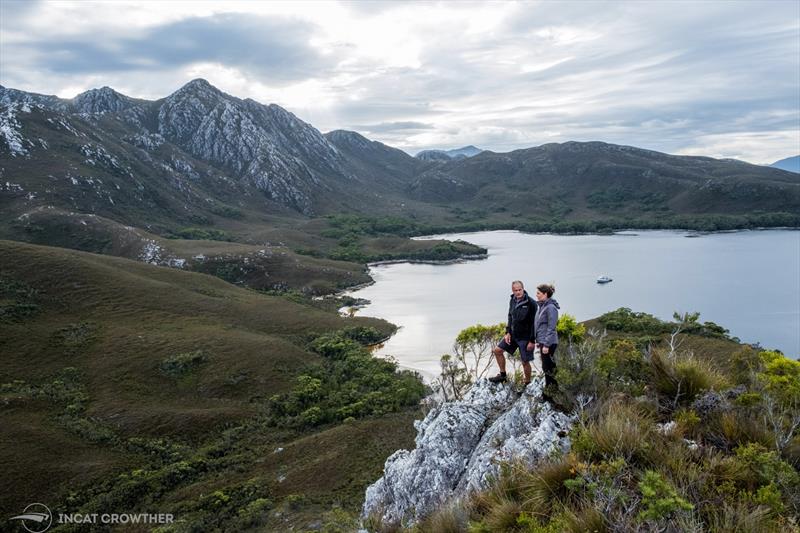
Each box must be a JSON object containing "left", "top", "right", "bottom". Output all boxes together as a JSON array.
[
  {"left": 0, "top": 0, "right": 797, "bottom": 163},
  {"left": 4, "top": 12, "right": 336, "bottom": 84},
  {"left": 351, "top": 121, "right": 435, "bottom": 133}
]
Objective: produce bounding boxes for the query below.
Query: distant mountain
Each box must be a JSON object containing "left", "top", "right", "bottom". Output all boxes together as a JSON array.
[
  {"left": 0, "top": 79, "right": 409, "bottom": 226},
  {"left": 1, "top": 80, "right": 798, "bottom": 247},
  {"left": 408, "top": 142, "right": 800, "bottom": 216},
  {"left": 324, "top": 129, "right": 423, "bottom": 192},
  {"left": 770, "top": 155, "right": 800, "bottom": 173},
  {"left": 416, "top": 145, "right": 483, "bottom": 161}
]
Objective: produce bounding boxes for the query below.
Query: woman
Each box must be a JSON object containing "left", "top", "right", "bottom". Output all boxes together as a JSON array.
[{"left": 534, "top": 283, "right": 559, "bottom": 402}]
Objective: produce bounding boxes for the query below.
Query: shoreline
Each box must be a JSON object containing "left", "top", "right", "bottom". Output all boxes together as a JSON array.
[{"left": 413, "top": 225, "right": 800, "bottom": 241}]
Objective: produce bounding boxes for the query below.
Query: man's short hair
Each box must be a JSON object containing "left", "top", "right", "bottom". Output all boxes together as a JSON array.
[{"left": 511, "top": 280, "right": 524, "bottom": 288}]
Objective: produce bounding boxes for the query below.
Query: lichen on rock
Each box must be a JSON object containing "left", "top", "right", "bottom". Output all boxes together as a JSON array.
[{"left": 362, "top": 377, "right": 573, "bottom": 527}]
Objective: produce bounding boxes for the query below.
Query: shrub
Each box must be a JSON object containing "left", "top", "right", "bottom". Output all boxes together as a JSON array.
[
  {"left": 598, "top": 308, "right": 670, "bottom": 335},
  {"left": 267, "top": 330, "right": 425, "bottom": 428},
  {"left": 553, "top": 329, "right": 607, "bottom": 411},
  {"left": 51, "top": 321, "right": 98, "bottom": 356},
  {"left": 175, "top": 227, "right": 232, "bottom": 241},
  {"left": 557, "top": 314, "right": 586, "bottom": 344},
  {"left": 674, "top": 408, "right": 701, "bottom": 438},
  {"left": 637, "top": 470, "right": 694, "bottom": 521},
  {"left": 159, "top": 350, "right": 207, "bottom": 377},
  {"left": 596, "top": 339, "right": 648, "bottom": 396},
  {"left": 341, "top": 325, "right": 386, "bottom": 344}
]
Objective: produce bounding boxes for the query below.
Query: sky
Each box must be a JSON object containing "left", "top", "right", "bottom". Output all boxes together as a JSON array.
[{"left": 1, "top": 0, "right": 798, "bottom": 164}]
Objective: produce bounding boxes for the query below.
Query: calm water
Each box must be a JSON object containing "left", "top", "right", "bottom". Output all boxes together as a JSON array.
[{"left": 347, "top": 230, "right": 800, "bottom": 379}]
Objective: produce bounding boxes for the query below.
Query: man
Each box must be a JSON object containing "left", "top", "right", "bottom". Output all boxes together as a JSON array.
[{"left": 489, "top": 280, "right": 537, "bottom": 385}]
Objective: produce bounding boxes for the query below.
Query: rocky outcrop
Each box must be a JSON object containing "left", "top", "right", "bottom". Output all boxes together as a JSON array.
[
  {"left": 72, "top": 87, "right": 138, "bottom": 114},
  {"left": 155, "top": 79, "right": 350, "bottom": 214},
  {"left": 362, "top": 377, "right": 573, "bottom": 527}
]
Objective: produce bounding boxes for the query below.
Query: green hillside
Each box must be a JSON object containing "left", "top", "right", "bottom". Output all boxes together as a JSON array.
[{"left": 0, "top": 240, "right": 424, "bottom": 529}]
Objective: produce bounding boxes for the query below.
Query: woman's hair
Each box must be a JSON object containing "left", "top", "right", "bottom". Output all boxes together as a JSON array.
[{"left": 537, "top": 283, "right": 555, "bottom": 297}]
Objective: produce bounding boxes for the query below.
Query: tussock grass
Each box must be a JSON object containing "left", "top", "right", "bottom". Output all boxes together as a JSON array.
[
  {"left": 482, "top": 497, "right": 525, "bottom": 532},
  {"left": 705, "top": 501, "right": 780, "bottom": 533},
  {"left": 412, "top": 503, "right": 469, "bottom": 533},
  {"left": 651, "top": 350, "right": 730, "bottom": 407},
  {"left": 518, "top": 458, "right": 578, "bottom": 513},
  {"left": 572, "top": 400, "right": 656, "bottom": 464},
  {"left": 562, "top": 504, "right": 609, "bottom": 533}
]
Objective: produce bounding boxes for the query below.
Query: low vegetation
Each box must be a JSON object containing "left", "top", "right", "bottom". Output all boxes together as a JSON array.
[
  {"left": 266, "top": 328, "right": 426, "bottom": 428},
  {"left": 394, "top": 310, "right": 800, "bottom": 532},
  {"left": 0, "top": 241, "right": 423, "bottom": 530}
]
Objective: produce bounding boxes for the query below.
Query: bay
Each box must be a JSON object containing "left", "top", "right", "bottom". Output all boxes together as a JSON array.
[{"left": 347, "top": 230, "right": 800, "bottom": 379}]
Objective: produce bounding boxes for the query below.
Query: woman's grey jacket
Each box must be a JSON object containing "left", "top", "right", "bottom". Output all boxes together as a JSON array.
[{"left": 534, "top": 298, "right": 560, "bottom": 347}]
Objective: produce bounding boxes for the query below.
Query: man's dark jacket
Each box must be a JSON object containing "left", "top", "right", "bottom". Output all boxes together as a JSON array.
[{"left": 505, "top": 291, "right": 537, "bottom": 342}]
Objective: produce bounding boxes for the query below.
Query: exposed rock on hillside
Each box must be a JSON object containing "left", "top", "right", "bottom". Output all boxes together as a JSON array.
[
  {"left": 363, "top": 378, "right": 573, "bottom": 526},
  {"left": 155, "top": 79, "right": 351, "bottom": 214}
]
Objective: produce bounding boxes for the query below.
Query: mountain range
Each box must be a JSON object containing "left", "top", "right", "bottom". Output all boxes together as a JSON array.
[
  {"left": 415, "top": 145, "right": 483, "bottom": 161},
  {"left": 1, "top": 79, "right": 799, "bottom": 261}
]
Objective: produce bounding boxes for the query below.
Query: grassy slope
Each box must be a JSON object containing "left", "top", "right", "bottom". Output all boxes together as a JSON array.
[{"left": 0, "top": 240, "right": 419, "bottom": 527}]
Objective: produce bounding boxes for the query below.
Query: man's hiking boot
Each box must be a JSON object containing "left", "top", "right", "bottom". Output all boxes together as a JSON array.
[{"left": 488, "top": 372, "right": 507, "bottom": 383}]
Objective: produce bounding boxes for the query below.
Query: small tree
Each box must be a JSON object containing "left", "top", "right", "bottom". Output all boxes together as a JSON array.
[
  {"left": 453, "top": 323, "right": 506, "bottom": 381},
  {"left": 434, "top": 353, "right": 472, "bottom": 402},
  {"left": 433, "top": 323, "right": 505, "bottom": 400}
]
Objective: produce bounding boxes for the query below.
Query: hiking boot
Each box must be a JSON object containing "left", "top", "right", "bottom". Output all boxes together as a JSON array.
[{"left": 488, "top": 372, "right": 507, "bottom": 383}]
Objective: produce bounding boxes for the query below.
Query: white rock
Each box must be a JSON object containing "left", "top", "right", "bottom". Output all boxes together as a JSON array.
[{"left": 363, "top": 378, "right": 573, "bottom": 526}]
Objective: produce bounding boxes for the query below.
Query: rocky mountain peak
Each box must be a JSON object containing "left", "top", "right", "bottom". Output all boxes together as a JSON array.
[
  {"left": 154, "top": 79, "right": 349, "bottom": 215},
  {"left": 72, "top": 86, "right": 135, "bottom": 114},
  {"left": 325, "top": 129, "right": 373, "bottom": 150},
  {"left": 176, "top": 77, "right": 219, "bottom": 95}
]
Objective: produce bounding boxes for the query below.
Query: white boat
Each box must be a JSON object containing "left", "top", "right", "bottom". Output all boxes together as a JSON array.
[{"left": 596, "top": 275, "right": 613, "bottom": 284}]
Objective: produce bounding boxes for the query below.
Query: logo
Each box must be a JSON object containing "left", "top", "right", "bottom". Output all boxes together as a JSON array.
[{"left": 9, "top": 503, "right": 52, "bottom": 533}]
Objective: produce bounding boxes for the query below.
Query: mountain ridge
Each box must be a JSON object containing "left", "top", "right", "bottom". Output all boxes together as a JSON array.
[{"left": 1, "top": 79, "right": 798, "bottom": 252}]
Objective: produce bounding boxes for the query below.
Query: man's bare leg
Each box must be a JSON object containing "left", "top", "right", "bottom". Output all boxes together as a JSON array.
[{"left": 522, "top": 361, "right": 531, "bottom": 384}]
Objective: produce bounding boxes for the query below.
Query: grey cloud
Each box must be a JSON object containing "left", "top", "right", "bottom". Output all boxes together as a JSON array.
[
  {"left": 353, "top": 121, "right": 435, "bottom": 133},
  {"left": 0, "top": 0, "right": 43, "bottom": 22},
  {"left": 9, "top": 13, "right": 336, "bottom": 83}
]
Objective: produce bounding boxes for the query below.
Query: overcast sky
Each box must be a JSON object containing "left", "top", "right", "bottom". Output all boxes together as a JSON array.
[{"left": 1, "top": 0, "right": 798, "bottom": 163}]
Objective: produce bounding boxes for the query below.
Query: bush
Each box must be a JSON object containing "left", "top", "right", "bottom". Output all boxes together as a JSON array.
[
  {"left": 596, "top": 339, "right": 648, "bottom": 396},
  {"left": 638, "top": 470, "right": 694, "bottom": 521},
  {"left": 174, "top": 227, "right": 232, "bottom": 241},
  {"left": 267, "top": 330, "right": 425, "bottom": 428},
  {"left": 599, "top": 308, "right": 670, "bottom": 335},
  {"left": 557, "top": 314, "right": 586, "bottom": 344},
  {"left": 159, "top": 350, "right": 207, "bottom": 377}
]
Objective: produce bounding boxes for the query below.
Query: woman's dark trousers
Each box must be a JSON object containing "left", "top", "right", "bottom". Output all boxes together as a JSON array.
[{"left": 541, "top": 344, "right": 558, "bottom": 395}]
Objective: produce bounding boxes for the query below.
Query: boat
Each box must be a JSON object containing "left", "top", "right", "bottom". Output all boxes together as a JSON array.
[{"left": 596, "top": 275, "right": 613, "bottom": 284}]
